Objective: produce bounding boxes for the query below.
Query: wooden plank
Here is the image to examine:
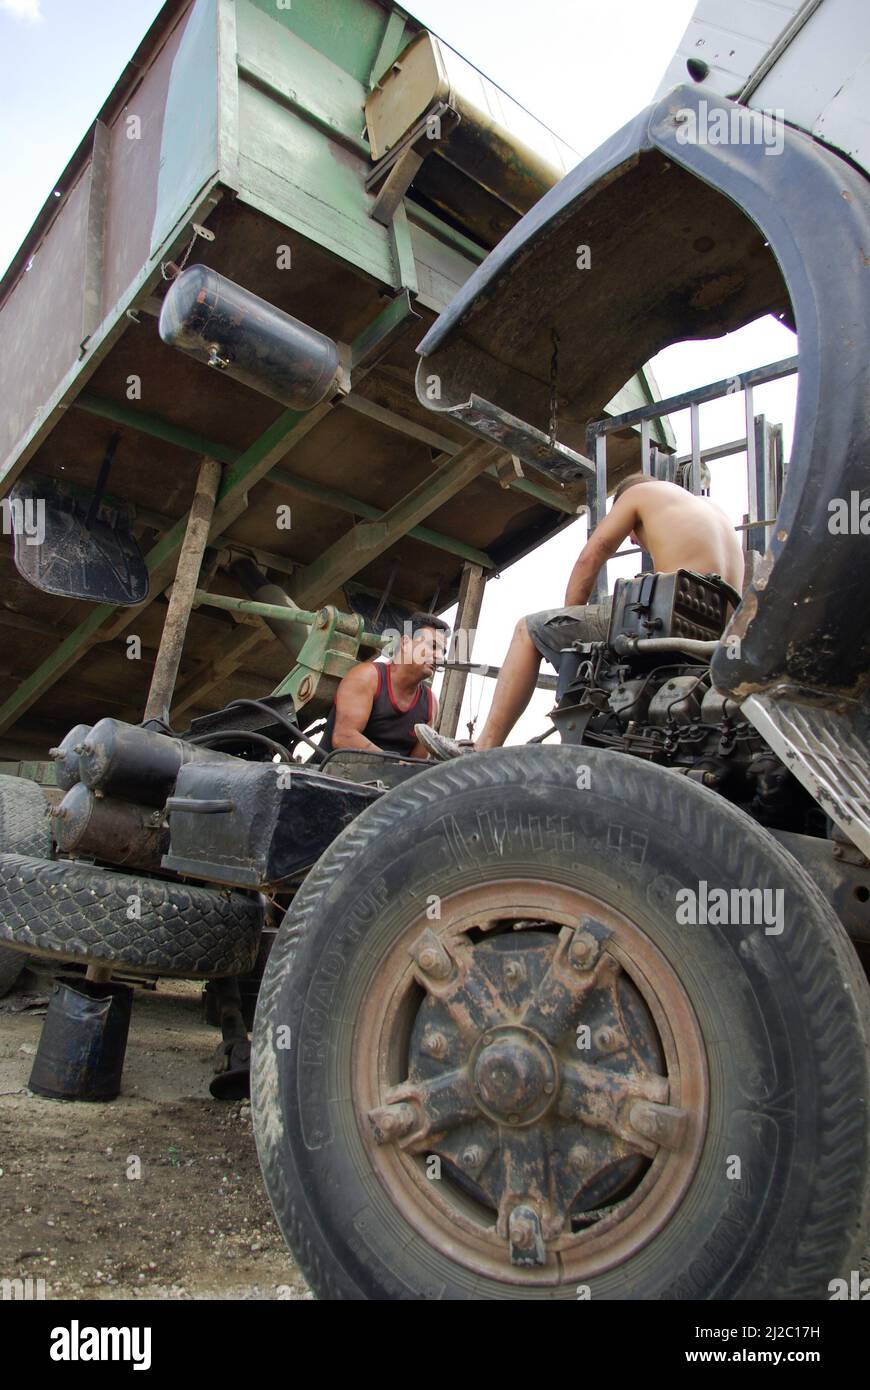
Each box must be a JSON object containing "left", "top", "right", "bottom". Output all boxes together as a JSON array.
[{"left": 437, "top": 563, "right": 487, "bottom": 738}]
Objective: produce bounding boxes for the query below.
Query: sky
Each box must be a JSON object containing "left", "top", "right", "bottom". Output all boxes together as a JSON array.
[{"left": 0, "top": 0, "right": 798, "bottom": 745}]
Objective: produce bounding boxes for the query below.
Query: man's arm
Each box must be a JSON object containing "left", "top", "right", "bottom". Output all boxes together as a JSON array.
[
  {"left": 564, "top": 492, "right": 640, "bottom": 605},
  {"left": 330, "top": 663, "right": 382, "bottom": 752}
]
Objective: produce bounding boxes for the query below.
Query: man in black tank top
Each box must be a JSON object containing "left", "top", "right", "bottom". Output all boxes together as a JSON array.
[{"left": 320, "top": 611, "right": 450, "bottom": 758}]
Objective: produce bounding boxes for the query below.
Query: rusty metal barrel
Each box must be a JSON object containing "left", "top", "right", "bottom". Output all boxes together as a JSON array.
[{"left": 158, "top": 264, "right": 341, "bottom": 410}]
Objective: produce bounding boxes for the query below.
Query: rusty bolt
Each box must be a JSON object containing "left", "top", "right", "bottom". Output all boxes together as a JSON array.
[
  {"left": 595, "top": 1026, "right": 624, "bottom": 1053},
  {"left": 422, "top": 1030, "right": 448, "bottom": 1059},
  {"left": 461, "top": 1146, "right": 483, "bottom": 1168},
  {"left": 509, "top": 1210, "right": 536, "bottom": 1250},
  {"left": 411, "top": 928, "right": 453, "bottom": 980},
  {"left": 504, "top": 959, "right": 526, "bottom": 983},
  {"left": 568, "top": 931, "right": 598, "bottom": 971},
  {"left": 367, "top": 1102, "right": 417, "bottom": 1145}
]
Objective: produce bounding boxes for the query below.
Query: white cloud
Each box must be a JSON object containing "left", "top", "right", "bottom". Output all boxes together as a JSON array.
[{"left": 0, "top": 0, "right": 43, "bottom": 21}]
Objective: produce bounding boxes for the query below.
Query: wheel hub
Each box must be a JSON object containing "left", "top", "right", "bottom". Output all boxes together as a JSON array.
[
  {"left": 358, "top": 882, "right": 708, "bottom": 1282},
  {"left": 472, "top": 1026, "right": 557, "bottom": 1125}
]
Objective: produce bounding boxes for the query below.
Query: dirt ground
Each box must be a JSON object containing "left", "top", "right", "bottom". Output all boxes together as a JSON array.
[
  {"left": 2, "top": 965, "right": 866, "bottom": 1302},
  {"left": 0, "top": 966, "right": 311, "bottom": 1301}
]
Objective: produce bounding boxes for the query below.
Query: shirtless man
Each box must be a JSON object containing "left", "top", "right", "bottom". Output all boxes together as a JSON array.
[
  {"left": 319, "top": 612, "right": 450, "bottom": 758},
  {"left": 415, "top": 475, "right": 743, "bottom": 759}
]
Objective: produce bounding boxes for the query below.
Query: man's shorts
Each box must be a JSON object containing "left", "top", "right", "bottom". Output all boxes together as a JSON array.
[{"left": 525, "top": 598, "right": 613, "bottom": 671}]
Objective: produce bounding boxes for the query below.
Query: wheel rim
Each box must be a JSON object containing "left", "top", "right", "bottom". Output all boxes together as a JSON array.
[{"left": 353, "top": 879, "right": 709, "bottom": 1286}]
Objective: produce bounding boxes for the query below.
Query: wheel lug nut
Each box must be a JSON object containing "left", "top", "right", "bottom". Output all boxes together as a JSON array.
[
  {"left": 568, "top": 929, "right": 599, "bottom": 970},
  {"left": 508, "top": 1204, "right": 545, "bottom": 1267},
  {"left": 504, "top": 959, "right": 526, "bottom": 983},
  {"left": 461, "top": 1146, "right": 483, "bottom": 1167},
  {"left": 410, "top": 928, "right": 453, "bottom": 980},
  {"left": 367, "top": 1102, "right": 416, "bottom": 1144}
]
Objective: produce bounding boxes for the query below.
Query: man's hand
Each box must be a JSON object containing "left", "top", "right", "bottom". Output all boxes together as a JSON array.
[
  {"left": 565, "top": 491, "right": 640, "bottom": 605},
  {"left": 330, "top": 663, "right": 382, "bottom": 752}
]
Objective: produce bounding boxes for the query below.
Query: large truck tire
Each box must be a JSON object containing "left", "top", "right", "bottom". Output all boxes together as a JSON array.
[
  {"left": 0, "top": 774, "right": 52, "bottom": 997},
  {"left": 0, "top": 852, "right": 263, "bottom": 978},
  {"left": 252, "top": 745, "right": 870, "bottom": 1300}
]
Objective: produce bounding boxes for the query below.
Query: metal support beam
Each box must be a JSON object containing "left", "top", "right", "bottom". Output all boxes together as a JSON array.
[
  {"left": 747, "top": 413, "right": 773, "bottom": 555},
  {"left": 371, "top": 148, "right": 424, "bottom": 225},
  {"left": 292, "top": 440, "right": 501, "bottom": 609},
  {"left": 81, "top": 121, "right": 109, "bottom": 347},
  {"left": 270, "top": 467, "right": 493, "bottom": 568},
  {"left": 437, "top": 562, "right": 487, "bottom": 738},
  {"left": 592, "top": 357, "right": 798, "bottom": 435},
  {"left": 689, "top": 403, "right": 701, "bottom": 495},
  {"left": 589, "top": 433, "right": 608, "bottom": 601},
  {"left": 143, "top": 458, "right": 222, "bottom": 724}
]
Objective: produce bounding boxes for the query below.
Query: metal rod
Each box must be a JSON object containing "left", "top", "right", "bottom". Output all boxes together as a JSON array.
[
  {"left": 194, "top": 589, "right": 318, "bottom": 625},
  {"left": 192, "top": 589, "right": 385, "bottom": 650},
  {"left": 672, "top": 436, "right": 750, "bottom": 467},
  {"left": 590, "top": 357, "right": 798, "bottom": 435},
  {"left": 628, "top": 637, "right": 718, "bottom": 656},
  {"left": 640, "top": 419, "right": 651, "bottom": 475},
  {"left": 143, "top": 458, "right": 222, "bottom": 725},
  {"left": 442, "top": 660, "right": 557, "bottom": 692},
  {"left": 590, "top": 433, "right": 608, "bottom": 602},
  {"left": 689, "top": 402, "right": 701, "bottom": 495},
  {"left": 745, "top": 391, "right": 758, "bottom": 531}
]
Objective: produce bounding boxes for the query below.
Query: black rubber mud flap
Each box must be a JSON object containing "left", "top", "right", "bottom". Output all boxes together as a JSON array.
[{"left": 9, "top": 477, "right": 149, "bottom": 606}]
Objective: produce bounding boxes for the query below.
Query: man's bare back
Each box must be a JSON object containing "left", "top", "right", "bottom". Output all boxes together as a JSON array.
[
  {"left": 564, "top": 476, "right": 744, "bottom": 605},
  {"left": 631, "top": 480, "right": 744, "bottom": 589}
]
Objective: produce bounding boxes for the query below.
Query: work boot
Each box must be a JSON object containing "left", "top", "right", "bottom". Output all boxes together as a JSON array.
[{"left": 414, "top": 723, "right": 476, "bottom": 761}]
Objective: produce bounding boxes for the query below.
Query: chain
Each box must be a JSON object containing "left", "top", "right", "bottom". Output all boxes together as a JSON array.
[
  {"left": 161, "top": 227, "right": 203, "bottom": 282},
  {"left": 548, "top": 327, "right": 560, "bottom": 447}
]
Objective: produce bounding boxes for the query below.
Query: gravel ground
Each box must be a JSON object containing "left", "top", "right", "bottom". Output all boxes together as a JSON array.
[{"left": 0, "top": 968, "right": 310, "bottom": 1301}]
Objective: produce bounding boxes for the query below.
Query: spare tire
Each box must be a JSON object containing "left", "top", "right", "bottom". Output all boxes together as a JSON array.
[
  {"left": 0, "top": 774, "right": 52, "bottom": 997},
  {"left": 0, "top": 852, "right": 263, "bottom": 978},
  {"left": 252, "top": 745, "right": 870, "bottom": 1300}
]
